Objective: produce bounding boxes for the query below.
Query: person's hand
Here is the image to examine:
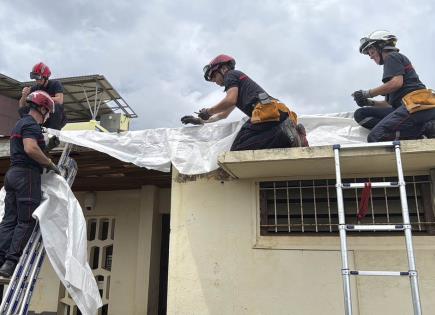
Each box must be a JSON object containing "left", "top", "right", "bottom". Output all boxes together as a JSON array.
[
  {"left": 46, "top": 136, "right": 60, "bottom": 151},
  {"left": 47, "top": 160, "right": 61, "bottom": 175},
  {"left": 181, "top": 115, "right": 204, "bottom": 125},
  {"left": 352, "top": 90, "right": 374, "bottom": 107},
  {"left": 197, "top": 108, "right": 211, "bottom": 120},
  {"left": 22, "top": 86, "right": 31, "bottom": 97}
]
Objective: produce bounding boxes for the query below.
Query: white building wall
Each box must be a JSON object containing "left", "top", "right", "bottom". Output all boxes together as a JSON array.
[
  {"left": 167, "top": 173, "right": 435, "bottom": 315},
  {"left": 28, "top": 186, "right": 170, "bottom": 315}
]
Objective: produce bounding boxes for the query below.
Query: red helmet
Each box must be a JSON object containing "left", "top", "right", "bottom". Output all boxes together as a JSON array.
[
  {"left": 26, "top": 90, "right": 55, "bottom": 113},
  {"left": 30, "top": 62, "right": 51, "bottom": 80},
  {"left": 203, "top": 54, "right": 235, "bottom": 81}
]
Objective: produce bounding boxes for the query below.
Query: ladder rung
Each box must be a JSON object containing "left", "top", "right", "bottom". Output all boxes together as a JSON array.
[
  {"left": 346, "top": 224, "right": 405, "bottom": 231},
  {"left": 350, "top": 270, "right": 409, "bottom": 276},
  {"left": 334, "top": 141, "right": 399, "bottom": 150},
  {"left": 341, "top": 182, "right": 399, "bottom": 189}
]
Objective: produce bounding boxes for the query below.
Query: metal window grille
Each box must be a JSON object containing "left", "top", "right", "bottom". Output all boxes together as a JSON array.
[
  {"left": 259, "top": 176, "right": 435, "bottom": 235},
  {"left": 58, "top": 217, "right": 115, "bottom": 315}
]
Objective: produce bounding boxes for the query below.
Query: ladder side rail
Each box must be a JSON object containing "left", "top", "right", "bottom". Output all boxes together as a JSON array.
[
  {"left": 17, "top": 248, "right": 45, "bottom": 315},
  {"left": 334, "top": 147, "right": 353, "bottom": 315},
  {"left": 394, "top": 145, "right": 422, "bottom": 315},
  {"left": 4, "top": 234, "right": 42, "bottom": 315},
  {"left": 0, "top": 227, "right": 41, "bottom": 314}
]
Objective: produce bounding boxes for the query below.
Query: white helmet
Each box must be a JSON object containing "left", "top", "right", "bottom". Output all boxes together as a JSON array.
[{"left": 359, "top": 30, "right": 398, "bottom": 54}]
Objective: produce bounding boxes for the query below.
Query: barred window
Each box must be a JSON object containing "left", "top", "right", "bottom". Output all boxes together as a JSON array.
[{"left": 259, "top": 176, "right": 435, "bottom": 235}]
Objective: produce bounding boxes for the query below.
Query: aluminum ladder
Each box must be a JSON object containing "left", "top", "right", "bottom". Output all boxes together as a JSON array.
[
  {"left": 0, "top": 144, "right": 77, "bottom": 315},
  {"left": 333, "top": 141, "right": 422, "bottom": 315}
]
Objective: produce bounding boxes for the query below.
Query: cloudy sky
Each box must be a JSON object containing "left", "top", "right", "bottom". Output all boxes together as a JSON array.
[{"left": 1, "top": 0, "right": 434, "bottom": 130}]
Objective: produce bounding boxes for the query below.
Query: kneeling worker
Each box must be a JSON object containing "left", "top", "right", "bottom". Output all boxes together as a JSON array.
[
  {"left": 0, "top": 91, "right": 60, "bottom": 278},
  {"left": 181, "top": 54, "right": 308, "bottom": 150},
  {"left": 353, "top": 30, "right": 435, "bottom": 142}
]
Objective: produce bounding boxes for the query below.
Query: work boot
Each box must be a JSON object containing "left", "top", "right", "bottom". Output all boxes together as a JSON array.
[
  {"left": 280, "top": 119, "right": 301, "bottom": 147},
  {"left": 0, "top": 260, "right": 17, "bottom": 278},
  {"left": 296, "top": 123, "right": 309, "bottom": 147},
  {"left": 422, "top": 120, "right": 435, "bottom": 138}
]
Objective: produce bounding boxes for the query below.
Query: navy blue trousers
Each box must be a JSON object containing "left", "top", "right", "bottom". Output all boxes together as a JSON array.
[
  {"left": 231, "top": 117, "right": 297, "bottom": 151},
  {"left": 0, "top": 167, "right": 41, "bottom": 263},
  {"left": 354, "top": 105, "right": 435, "bottom": 142}
]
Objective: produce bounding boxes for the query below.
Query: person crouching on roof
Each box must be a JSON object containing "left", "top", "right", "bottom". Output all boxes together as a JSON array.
[
  {"left": 0, "top": 91, "right": 61, "bottom": 278},
  {"left": 353, "top": 30, "right": 435, "bottom": 142},
  {"left": 19, "top": 62, "right": 68, "bottom": 151},
  {"left": 181, "top": 54, "right": 309, "bottom": 150}
]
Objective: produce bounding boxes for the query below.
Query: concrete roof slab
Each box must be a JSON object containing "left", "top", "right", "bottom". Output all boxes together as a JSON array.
[{"left": 218, "top": 139, "right": 435, "bottom": 179}]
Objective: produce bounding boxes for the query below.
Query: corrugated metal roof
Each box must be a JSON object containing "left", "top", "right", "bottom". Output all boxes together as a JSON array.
[{"left": 0, "top": 74, "right": 137, "bottom": 123}]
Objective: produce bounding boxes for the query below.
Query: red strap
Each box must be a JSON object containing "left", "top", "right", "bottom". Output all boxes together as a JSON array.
[{"left": 357, "top": 182, "right": 372, "bottom": 221}]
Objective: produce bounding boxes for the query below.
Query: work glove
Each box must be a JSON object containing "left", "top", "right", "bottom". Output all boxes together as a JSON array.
[
  {"left": 181, "top": 115, "right": 203, "bottom": 125},
  {"left": 352, "top": 90, "right": 374, "bottom": 107},
  {"left": 47, "top": 160, "right": 61, "bottom": 175},
  {"left": 197, "top": 108, "right": 211, "bottom": 120},
  {"left": 46, "top": 136, "right": 60, "bottom": 151}
]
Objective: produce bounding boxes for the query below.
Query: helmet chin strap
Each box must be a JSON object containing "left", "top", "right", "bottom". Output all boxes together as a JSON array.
[
  {"left": 378, "top": 48, "right": 384, "bottom": 65},
  {"left": 31, "top": 105, "right": 49, "bottom": 124}
]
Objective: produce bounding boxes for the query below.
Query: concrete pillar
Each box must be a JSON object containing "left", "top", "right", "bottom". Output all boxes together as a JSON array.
[{"left": 134, "top": 185, "right": 162, "bottom": 315}]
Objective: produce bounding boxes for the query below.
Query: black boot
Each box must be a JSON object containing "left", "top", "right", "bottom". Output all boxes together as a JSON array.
[
  {"left": 296, "top": 123, "right": 309, "bottom": 147},
  {"left": 280, "top": 119, "right": 302, "bottom": 147},
  {"left": 423, "top": 120, "right": 435, "bottom": 138},
  {"left": 0, "top": 260, "right": 17, "bottom": 278}
]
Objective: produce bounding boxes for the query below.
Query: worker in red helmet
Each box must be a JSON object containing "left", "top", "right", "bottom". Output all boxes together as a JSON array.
[
  {"left": 181, "top": 54, "right": 308, "bottom": 150},
  {"left": 0, "top": 91, "right": 61, "bottom": 278},
  {"left": 353, "top": 31, "right": 435, "bottom": 142},
  {"left": 19, "top": 62, "right": 67, "bottom": 150}
]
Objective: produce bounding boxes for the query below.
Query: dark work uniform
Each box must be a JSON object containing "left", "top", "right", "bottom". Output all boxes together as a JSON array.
[
  {"left": 0, "top": 115, "right": 45, "bottom": 263},
  {"left": 354, "top": 52, "right": 435, "bottom": 142},
  {"left": 224, "top": 70, "right": 296, "bottom": 151},
  {"left": 19, "top": 80, "right": 67, "bottom": 130}
]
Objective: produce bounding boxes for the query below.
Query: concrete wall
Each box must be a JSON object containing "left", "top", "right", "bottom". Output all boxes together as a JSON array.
[
  {"left": 28, "top": 186, "right": 170, "bottom": 315},
  {"left": 167, "top": 173, "right": 435, "bottom": 315},
  {"left": 0, "top": 94, "right": 19, "bottom": 136}
]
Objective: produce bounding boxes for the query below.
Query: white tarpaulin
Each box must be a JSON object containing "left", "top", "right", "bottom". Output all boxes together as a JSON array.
[
  {"left": 0, "top": 174, "right": 102, "bottom": 315},
  {"left": 50, "top": 112, "right": 369, "bottom": 175}
]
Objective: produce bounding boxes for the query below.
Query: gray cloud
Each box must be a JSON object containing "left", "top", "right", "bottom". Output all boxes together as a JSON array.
[{"left": 1, "top": 0, "right": 434, "bottom": 129}]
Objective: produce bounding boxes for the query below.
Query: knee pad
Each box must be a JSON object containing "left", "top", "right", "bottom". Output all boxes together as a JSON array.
[{"left": 423, "top": 120, "right": 435, "bottom": 138}]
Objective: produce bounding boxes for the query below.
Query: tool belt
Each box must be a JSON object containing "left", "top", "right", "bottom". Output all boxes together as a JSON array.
[
  {"left": 251, "top": 99, "right": 297, "bottom": 124},
  {"left": 402, "top": 89, "right": 435, "bottom": 113}
]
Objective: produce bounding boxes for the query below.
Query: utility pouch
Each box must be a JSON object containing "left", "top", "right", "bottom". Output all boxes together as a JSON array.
[
  {"left": 250, "top": 99, "right": 298, "bottom": 124},
  {"left": 402, "top": 89, "right": 435, "bottom": 114}
]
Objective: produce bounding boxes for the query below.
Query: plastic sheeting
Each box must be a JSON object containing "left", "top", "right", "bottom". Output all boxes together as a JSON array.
[
  {"left": 0, "top": 174, "right": 102, "bottom": 315},
  {"left": 0, "top": 188, "right": 4, "bottom": 222},
  {"left": 50, "top": 112, "right": 369, "bottom": 175}
]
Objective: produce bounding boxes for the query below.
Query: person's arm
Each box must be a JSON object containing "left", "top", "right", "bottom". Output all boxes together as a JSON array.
[
  {"left": 23, "top": 138, "right": 51, "bottom": 167},
  {"left": 203, "top": 105, "right": 236, "bottom": 123},
  {"left": 368, "top": 75, "right": 403, "bottom": 98},
  {"left": 207, "top": 87, "right": 238, "bottom": 116},
  {"left": 372, "top": 100, "right": 391, "bottom": 107},
  {"left": 52, "top": 92, "right": 63, "bottom": 105},
  {"left": 19, "top": 87, "right": 32, "bottom": 107}
]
